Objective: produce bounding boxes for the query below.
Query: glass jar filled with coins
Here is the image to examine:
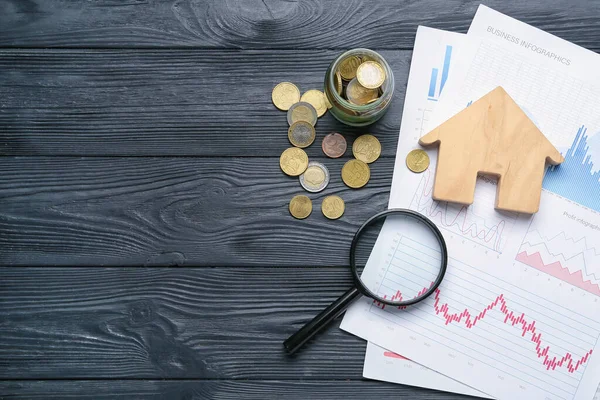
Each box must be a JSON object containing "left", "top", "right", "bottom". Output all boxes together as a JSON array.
[{"left": 324, "top": 48, "right": 394, "bottom": 127}]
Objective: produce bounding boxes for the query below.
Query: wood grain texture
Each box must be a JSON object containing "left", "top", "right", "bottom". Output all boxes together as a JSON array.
[
  {"left": 0, "top": 267, "right": 388, "bottom": 380},
  {"left": 1, "top": 0, "right": 600, "bottom": 51},
  {"left": 420, "top": 87, "right": 564, "bottom": 213},
  {"left": 0, "top": 49, "right": 408, "bottom": 157},
  {"left": 0, "top": 156, "right": 393, "bottom": 267},
  {"left": 0, "top": 380, "right": 474, "bottom": 399}
]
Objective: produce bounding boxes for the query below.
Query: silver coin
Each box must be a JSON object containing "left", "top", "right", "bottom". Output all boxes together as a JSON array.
[
  {"left": 299, "top": 161, "right": 330, "bottom": 193},
  {"left": 288, "top": 121, "right": 315, "bottom": 148},
  {"left": 287, "top": 101, "right": 318, "bottom": 126}
]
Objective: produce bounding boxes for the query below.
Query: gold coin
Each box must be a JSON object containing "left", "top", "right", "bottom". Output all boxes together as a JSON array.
[
  {"left": 352, "top": 134, "right": 381, "bottom": 164},
  {"left": 300, "top": 90, "right": 328, "bottom": 117},
  {"left": 342, "top": 159, "right": 370, "bottom": 189},
  {"left": 280, "top": 147, "right": 309, "bottom": 176},
  {"left": 334, "top": 71, "right": 343, "bottom": 95},
  {"left": 289, "top": 195, "right": 312, "bottom": 219},
  {"left": 339, "top": 56, "right": 362, "bottom": 80},
  {"left": 287, "top": 101, "right": 318, "bottom": 126},
  {"left": 321, "top": 195, "right": 345, "bottom": 220},
  {"left": 324, "top": 95, "right": 332, "bottom": 109},
  {"left": 346, "top": 78, "right": 379, "bottom": 105},
  {"left": 272, "top": 82, "right": 300, "bottom": 111},
  {"left": 406, "top": 149, "right": 430, "bottom": 173},
  {"left": 288, "top": 121, "right": 315, "bottom": 148},
  {"left": 356, "top": 61, "right": 386, "bottom": 89}
]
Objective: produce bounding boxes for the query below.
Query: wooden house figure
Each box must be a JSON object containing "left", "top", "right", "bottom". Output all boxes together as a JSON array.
[{"left": 419, "top": 87, "right": 564, "bottom": 214}]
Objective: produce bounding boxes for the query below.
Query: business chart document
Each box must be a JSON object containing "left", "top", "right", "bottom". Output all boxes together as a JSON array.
[
  {"left": 342, "top": 6, "right": 600, "bottom": 400},
  {"left": 362, "top": 26, "right": 489, "bottom": 397},
  {"left": 365, "top": 342, "right": 491, "bottom": 398}
]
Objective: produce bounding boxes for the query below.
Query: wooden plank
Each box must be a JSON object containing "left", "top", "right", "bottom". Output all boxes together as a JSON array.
[
  {"left": 0, "top": 267, "right": 378, "bottom": 380},
  {"left": 0, "top": 49, "right": 408, "bottom": 157},
  {"left": 0, "top": 380, "right": 472, "bottom": 399},
  {"left": 0, "top": 156, "right": 394, "bottom": 267},
  {"left": 0, "top": 0, "right": 599, "bottom": 51}
]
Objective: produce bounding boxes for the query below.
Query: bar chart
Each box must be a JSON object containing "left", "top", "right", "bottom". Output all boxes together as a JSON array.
[{"left": 427, "top": 45, "right": 452, "bottom": 101}]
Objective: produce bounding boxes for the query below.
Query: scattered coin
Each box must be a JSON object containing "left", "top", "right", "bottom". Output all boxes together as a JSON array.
[
  {"left": 406, "top": 149, "right": 430, "bottom": 173},
  {"left": 324, "top": 95, "right": 333, "bottom": 110},
  {"left": 280, "top": 147, "right": 309, "bottom": 176},
  {"left": 321, "top": 195, "right": 345, "bottom": 220},
  {"left": 289, "top": 195, "right": 312, "bottom": 219},
  {"left": 342, "top": 159, "right": 370, "bottom": 189},
  {"left": 287, "top": 101, "right": 318, "bottom": 126},
  {"left": 300, "top": 90, "right": 328, "bottom": 117},
  {"left": 288, "top": 121, "right": 316, "bottom": 148},
  {"left": 272, "top": 82, "right": 300, "bottom": 111},
  {"left": 352, "top": 134, "right": 381, "bottom": 164},
  {"left": 322, "top": 132, "right": 347, "bottom": 158},
  {"left": 339, "top": 55, "right": 362, "bottom": 80},
  {"left": 299, "top": 161, "right": 330, "bottom": 193},
  {"left": 356, "top": 61, "right": 386, "bottom": 89},
  {"left": 346, "top": 78, "right": 379, "bottom": 105}
]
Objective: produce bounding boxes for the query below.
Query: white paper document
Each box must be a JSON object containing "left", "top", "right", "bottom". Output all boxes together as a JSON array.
[
  {"left": 365, "top": 342, "right": 490, "bottom": 398},
  {"left": 343, "top": 5, "right": 600, "bottom": 400},
  {"left": 362, "top": 25, "right": 491, "bottom": 397}
]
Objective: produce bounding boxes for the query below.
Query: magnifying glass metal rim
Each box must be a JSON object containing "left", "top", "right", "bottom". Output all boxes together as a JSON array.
[
  {"left": 349, "top": 208, "right": 448, "bottom": 307},
  {"left": 283, "top": 208, "right": 448, "bottom": 354}
]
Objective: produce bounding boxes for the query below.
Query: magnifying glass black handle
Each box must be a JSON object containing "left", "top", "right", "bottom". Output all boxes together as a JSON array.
[{"left": 284, "top": 287, "right": 361, "bottom": 355}]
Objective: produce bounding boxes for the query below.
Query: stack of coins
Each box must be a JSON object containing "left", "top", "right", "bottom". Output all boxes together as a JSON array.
[
  {"left": 335, "top": 57, "right": 386, "bottom": 105},
  {"left": 273, "top": 81, "right": 381, "bottom": 221}
]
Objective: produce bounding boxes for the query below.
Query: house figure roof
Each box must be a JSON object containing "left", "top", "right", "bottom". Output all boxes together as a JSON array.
[{"left": 419, "top": 86, "right": 564, "bottom": 214}]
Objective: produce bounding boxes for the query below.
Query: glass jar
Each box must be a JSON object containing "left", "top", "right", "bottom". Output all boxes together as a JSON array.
[{"left": 324, "top": 48, "right": 395, "bottom": 127}]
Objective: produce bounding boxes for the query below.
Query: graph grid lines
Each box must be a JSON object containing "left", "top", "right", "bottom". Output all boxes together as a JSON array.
[
  {"left": 409, "top": 169, "right": 518, "bottom": 253},
  {"left": 516, "top": 217, "right": 600, "bottom": 297},
  {"left": 367, "top": 233, "right": 600, "bottom": 400}
]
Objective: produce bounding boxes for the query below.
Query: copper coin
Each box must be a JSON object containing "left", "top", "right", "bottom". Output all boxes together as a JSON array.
[{"left": 322, "top": 132, "right": 347, "bottom": 158}]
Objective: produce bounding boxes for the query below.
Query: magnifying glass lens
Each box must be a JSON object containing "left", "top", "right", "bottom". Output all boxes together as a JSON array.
[
  {"left": 284, "top": 209, "right": 446, "bottom": 354},
  {"left": 353, "top": 212, "right": 444, "bottom": 306}
]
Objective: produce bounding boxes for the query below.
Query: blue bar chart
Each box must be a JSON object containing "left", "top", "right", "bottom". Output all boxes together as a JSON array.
[
  {"left": 543, "top": 126, "right": 600, "bottom": 212},
  {"left": 427, "top": 45, "right": 453, "bottom": 101}
]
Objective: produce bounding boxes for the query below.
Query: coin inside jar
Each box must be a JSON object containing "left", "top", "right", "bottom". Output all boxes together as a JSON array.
[
  {"left": 321, "top": 195, "right": 345, "bottom": 220},
  {"left": 322, "top": 132, "right": 347, "bottom": 158},
  {"left": 288, "top": 121, "right": 316, "bottom": 148},
  {"left": 272, "top": 82, "right": 301, "bottom": 111},
  {"left": 287, "top": 101, "right": 318, "bottom": 126},
  {"left": 299, "top": 161, "right": 330, "bottom": 193},
  {"left": 289, "top": 195, "right": 312, "bottom": 219},
  {"left": 356, "top": 61, "right": 386, "bottom": 89},
  {"left": 300, "top": 90, "right": 328, "bottom": 117},
  {"left": 334, "top": 71, "right": 343, "bottom": 95},
  {"left": 345, "top": 78, "right": 379, "bottom": 105},
  {"left": 339, "top": 55, "right": 362, "bottom": 81},
  {"left": 280, "top": 147, "right": 309, "bottom": 176},
  {"left": 352, "top": 134, "right": 381, "bottom": 163}
]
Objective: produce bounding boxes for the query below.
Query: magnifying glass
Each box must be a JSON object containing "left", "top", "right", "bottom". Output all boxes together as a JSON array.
[{"left": 283, "top": 208, "right": 448, "bottom": 354}]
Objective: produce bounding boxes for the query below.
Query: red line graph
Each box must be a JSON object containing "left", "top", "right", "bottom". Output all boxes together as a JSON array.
[
  {"left": 383, "top": 351, "right": 408, "bottom": 360},
  {"left": 516, "top": 250, "right": 600, "bottom": 296},
  {"left": 375, "top": 286, "right": 593, "bottom": 373},
  {"left": 412, "top": 171, "right": 508, "bottom": 251}
]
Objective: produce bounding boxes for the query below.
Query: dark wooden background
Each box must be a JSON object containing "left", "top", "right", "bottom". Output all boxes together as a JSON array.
[{"left": 1, "top": 0, "right": 599, "bottom": 398}]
